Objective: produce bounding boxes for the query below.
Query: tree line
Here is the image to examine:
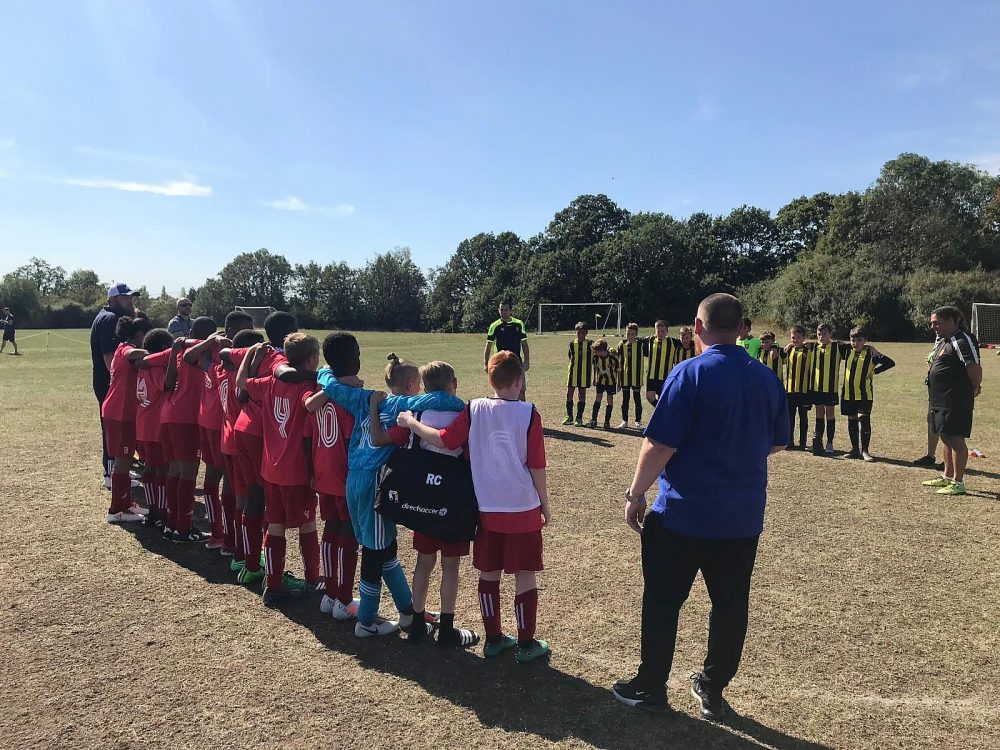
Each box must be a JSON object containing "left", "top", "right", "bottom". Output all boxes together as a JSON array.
[{"left": 3, "top": 153, "right": 997, "bottom": 339}]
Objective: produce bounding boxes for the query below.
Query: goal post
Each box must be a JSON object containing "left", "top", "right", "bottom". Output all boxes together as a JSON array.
[
  {"left": 971, "top": 302, "right": 1000, "bottom": 345},
  {"left": 537, "top": 302, "right": 622, "bottom": 337},
  {"left": 234, "top": 305, "right": 276, "bottom": 329}
]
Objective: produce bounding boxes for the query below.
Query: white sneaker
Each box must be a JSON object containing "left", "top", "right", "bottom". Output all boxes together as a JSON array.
[
  {"left": 617, "top": 420, "right": 628, "bottom": 429},
  {"left": 107, "top": 511, "right": 144, "bottom": 523},
  {"left": 355, "top": 617, "right": 398, "bottom": 637},
  {"left": 861, "top": 451, "right": 875, "bottom": 462},
  {"left": 320, "top": 594, "right": 337, "bottom": 614},
  {"left": 634, "top": 421, "right": 643, "bottom": 429},
  {"left": 129, "top": 470, "right": 141, "bottom": 481},
  {"left": 332, "top": 598, "right": 360, "bottom": 621},
  {"left": 127, "top": 503, "right": 149, "bottom": 516}
]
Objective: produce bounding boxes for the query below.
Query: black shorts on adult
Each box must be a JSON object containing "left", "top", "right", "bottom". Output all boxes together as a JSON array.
[
  {"left": 646, "top": 378, "right": 664, "bottom": 396},
  {"left": 787, "top": 393, "right": 813, "bottom": 409},
  {"left": 811, "top": 391, "right": 839, "bottom": 407},
  {"left": 840, "top": 399, "right": 873, "bottom": 416},
  {"left": 595, "top": 384, "right": 616, "bottom": 397},
  {"left": 929, "top": 407, "right": 973, "bottom": 439},
  {"left": 2, "top": 331, "right": 13, "bottom": 342}
]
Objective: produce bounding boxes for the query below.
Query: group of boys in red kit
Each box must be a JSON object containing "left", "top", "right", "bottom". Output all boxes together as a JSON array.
[{"left": 102, "top": 310, "right": 551, "bottom": 661}]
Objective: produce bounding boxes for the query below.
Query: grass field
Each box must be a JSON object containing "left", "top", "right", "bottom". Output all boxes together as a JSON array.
[{"left": 1, "top": 328, "right": 998, "bottom": 750}]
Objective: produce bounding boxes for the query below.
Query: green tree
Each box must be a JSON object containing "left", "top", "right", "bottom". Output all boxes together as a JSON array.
[
  {"left": 713, "top": 205, "right": 788, "bottom": 283},
  {"left": 776, "top": 192, "right": 838, "bottom": 255},
  {"left": 0, "top": 273, "right": 42, "bottom": 326},
  {"left": 217, "top": 248, "right": 293, "bottom": 308},
  {"left": 11, "top": 257, "right": 66, "bottom": 297},
  {"left": 61, "top": 269, "right": 105, "bottom": 306},
  {"left": 356, "top": 248, "right": 426, "bottom": 330}
]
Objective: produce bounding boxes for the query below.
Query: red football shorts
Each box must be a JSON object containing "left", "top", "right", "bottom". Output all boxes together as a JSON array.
[
  {"left": 103, "top": 418, "right": 136, "bottom": 458},
  {"left": 199, "top": 427, "right": 223, "bottom": 468},
  {"left": 318, "top": 493, "right": 351, "bottom": 523},
  {"left": 224, "top": 454, "right": 246, "bottom": 498},
  {"left": 137, "top": 440, "right": 166, "bottom": 469},
  {"left": 160, "top": 422, "right": 201, "bottom": 463},
  {"left": 473, "top": 528, "right": 543, "bottom": 574},
  {"left": 413, "top": 531, "right": 470, "bottom": 558},
  {"left": 264, "top": 483, "right": 316, "bottom": 527},
  {"left": 235, "top": 431, "right": 264, "bottom": 488}
]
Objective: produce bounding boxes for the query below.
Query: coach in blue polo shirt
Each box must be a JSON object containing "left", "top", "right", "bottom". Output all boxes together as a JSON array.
[{"left": 612, "top": 293, "right": 788, "bottom": 720}]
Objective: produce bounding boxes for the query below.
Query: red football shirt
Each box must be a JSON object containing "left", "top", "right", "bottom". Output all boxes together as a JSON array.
[
  {"left": 304, "top": 397, "right": 354, "bottom": 496},
  {"left": 101, "top": 343, "right": 138, "bottom": 422},
  {"left": 245, "top": 375, "right": 312, "bottom": 486},
  {"left": 136, "top": 362, "right": 168, "bottom": 443},
  {"left": 216, "top": 362, "right": 243, "bottom": 456},
  {"left": 198, "top": 352, "right": 224, "bottom": 431},
  {"left": 234, "top": 347, "right": 288, "bottom": 437},
  {"left": 161, "top": 351, "right": 203, "bottom": 425},
  {"left": 439, "top": 406, "right": 546, "bottom": 534}
]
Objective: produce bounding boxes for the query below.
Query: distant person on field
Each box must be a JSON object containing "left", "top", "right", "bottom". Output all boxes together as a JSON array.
[
  {"left": 672, "top": 325, "right": 696, "bottom": 367},
  {"left": 613, "top": 293, "right": 788, "bottom": 719},
  {"left": 736, "top": 318, "right": 761, "bottom": 360},
  {"left": 484, "top": 301, "right": 530, "bottom": 400},
  {"left": 840, "top": 327, "right": 895, "bottom": 462},
  {"left": 921, "top": 307, "right": 982, "bottom": 497},
  {"left": 563, "top": 322, "right": 593, "bottom": 426},
  {"left": 644, "top": 320, "right": 676, "bottom": 407},
  {"left": 616, "top": 322, "right": 645, "bottom": 429},
  {"left": 168, "top": 297, "right": 193, "bottom": 338},
  {"left": 1, "top": 307, "right": 19, "bottom": 355},
  {"left": 91, "top": 283, "right": 141, "bottom": 486},
  {"left": 805, "top": 323, "right": 851, "bottom": 456},
  {"left": 588, "top": 338, "right": 619, "bottom": 429}
]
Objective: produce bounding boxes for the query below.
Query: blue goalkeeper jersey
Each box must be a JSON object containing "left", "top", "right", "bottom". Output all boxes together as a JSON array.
[{"left": 317, "top": 368, "right": 464, "bottom": 471}]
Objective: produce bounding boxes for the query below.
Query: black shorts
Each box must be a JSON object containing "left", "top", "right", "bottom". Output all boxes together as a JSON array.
[
  {"left": 2, "top": 330, "right": 13, "bottom": 342},
  {"left": 646, "top": 379, "right": 665, "bottom": 396},
  {"left": 929, "top": 407, "right": 973, "bottom": 439},
  {"left": 787, "top": 393, "right": 813, "bottom": 409},
  {"left": 595, "top": 384, "right": 616, "bottom": 397},
  {"left": 841, "top": 399, "right": 873, "bottom": 416},
  {"left": 812, "top": 391, "right": 839, "bottom": 407}
]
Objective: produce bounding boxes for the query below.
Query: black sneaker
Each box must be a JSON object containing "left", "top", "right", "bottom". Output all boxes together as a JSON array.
[
  {"left": 811, "top": 439, "right": 825, "bottom": 457},
  {"left": 912, "top": 455, "right": 936, "bottom": 467},
  {"left": 611, "top": 677, "right": 669, "bottom": 715},
  {"left": 262, "top": 585, "right": 300, "bottom": 608},
  {"left": 173, "top": 529, "right": 209, "bottom": 543},
  {"left": 845, "top": 449, "right": 862, "bottom": 460},
  {"left": 690, "top": 673, "right": 725, "bottom": 721}
]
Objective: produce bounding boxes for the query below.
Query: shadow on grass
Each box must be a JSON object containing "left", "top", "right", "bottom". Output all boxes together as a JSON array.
[
  {"left": 543, "top": 427, "right": 615, "bottom": 447},
  {"left": 121, "top": 517, "right": 832, "bottom": 750},
  {"left": 867, "top": 455, "right": 1000, "bottom": 481}
]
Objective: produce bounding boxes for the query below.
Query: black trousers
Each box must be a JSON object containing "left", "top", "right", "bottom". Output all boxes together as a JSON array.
[
  {"left": 94, "top": 384, "right": 112, "bottom": 478},
  {"left": 637, "top": 513, "right": 759, "bottom": 693}
]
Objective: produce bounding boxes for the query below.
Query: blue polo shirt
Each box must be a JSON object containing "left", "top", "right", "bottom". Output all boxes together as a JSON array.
[{"left": 644, "top": 344, "right": 789, "bottom": 539}]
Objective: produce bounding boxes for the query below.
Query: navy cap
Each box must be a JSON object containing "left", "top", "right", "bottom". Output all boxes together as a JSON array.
[{"left": 107, "top": 282, "right": 140, "bottom": 298}]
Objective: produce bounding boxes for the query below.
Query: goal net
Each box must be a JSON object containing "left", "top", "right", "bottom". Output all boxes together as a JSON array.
[
  {"left": 537, "top": 303, "right": 622, "bottom": 336},
  {"left": 235, "top": 305, "right": 276, "bottom": 329},
  {"left": 971, "top": 302, "right": 1000, "bottom": 346}
]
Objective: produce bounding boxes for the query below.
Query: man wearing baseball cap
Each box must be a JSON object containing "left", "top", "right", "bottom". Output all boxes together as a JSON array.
[{"left": 91, "top": 283, "right": 141, "bottom": 488}]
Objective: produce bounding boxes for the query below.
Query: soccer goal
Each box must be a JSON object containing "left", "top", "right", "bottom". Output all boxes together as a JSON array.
[
  {"left": 971, "top": 302, "right": 1000, "bottom": 345},
  {"left": 234, "top": 305, "right": 276, "bottom": 329},
  {"left": 537, "top": 302, "right": 622, "bottom": 336}
]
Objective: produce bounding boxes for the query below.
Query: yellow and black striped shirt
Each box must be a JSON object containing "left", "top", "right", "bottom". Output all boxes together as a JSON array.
[
  {"left": 841, "top": 348, "right": 896, "bottom": 401},
  {"left": 644, "top": 336, "right": 675, "bottom": 382},
  {"left": 810, "top": 341, "right": 852, "bottom": 394},
  {"left": 567, "top": 338, "right": 593, "bottom": 388},
  {"left": 593, "top": 352, "right": 620, "bottom": 387},
  {"left": 616, "top": 340, "right": 644, "bottom": 388},
  {"left": 756, "top": 346, "right": 785, "bottom": 378},
  {"left": 784, "top": 345, "right": 813, "bottom": 394},
  {"left": 672, "top": 340, "right": 697, "bottom": 371}
]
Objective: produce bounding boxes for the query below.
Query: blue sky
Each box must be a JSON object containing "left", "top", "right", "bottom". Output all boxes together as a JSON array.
[{"left": 1, "top": 1, "right": 998, "bottom": 295}]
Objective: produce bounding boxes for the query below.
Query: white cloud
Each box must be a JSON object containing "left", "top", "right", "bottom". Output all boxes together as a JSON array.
[
  {"left": 62, "top": 177, "right": 213, "bottom": 197},
  {"left": 970, "top": 153, "right": 1000, "bottom": 175},
  {"left": 263, "top": 196, "right": 355, "bottom": 216}
]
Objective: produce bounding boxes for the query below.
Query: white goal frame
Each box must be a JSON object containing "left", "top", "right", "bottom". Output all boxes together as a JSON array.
[
  {"left": 971, "top": 302, "right": 999, "bottom": 345},
  {"left": 536, "top": 302, "right": 622, "bottom": 337},
  {"left": 234, "top": 305, "right": 276, "bottom": 329}
]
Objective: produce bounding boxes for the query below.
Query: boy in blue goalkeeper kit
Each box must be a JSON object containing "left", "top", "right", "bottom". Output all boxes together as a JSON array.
[{"left": 303, "top": 332, "right": 464, "bottom": 638}]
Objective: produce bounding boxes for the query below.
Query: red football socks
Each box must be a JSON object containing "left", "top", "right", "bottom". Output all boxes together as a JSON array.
[
  {"left": 109, "top": 472, "right": 131, "bottom": 514},
  {"left": 321, "top": 523, "right": 338, "bottom": 593},
  {"left": 233, "top": 511, "right": 246, "bottom": 562},
  {"left": 478, "top": 578, "right": 502, "bottom": 639},
  {"left": 203, "top": 481, "right": 222, "bottom": 539},
  {"left": 263, "top": 533, "right": 286, "bottom": 591},
  {"left": 337, "top": 531, "right": 359, "bottom": 606},
  {"left": 243, "top": 510, "right": 264, "bottom": 572},
  {"left": 220, "top": 486, "right": 236, "bottom": 549},
  {"left": 514, "top": 588, "right": 538, "bottom": 645},
  {"left": 299, "top": 529, "right": 320, "bottom": 585}
]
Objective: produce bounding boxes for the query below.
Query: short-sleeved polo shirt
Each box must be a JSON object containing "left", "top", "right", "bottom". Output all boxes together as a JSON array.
[
  {"left": 90, "top": 306, "right": 121, "bottom": 392},
  {"left": 644, "top": 344, "right": 789, "bottom": 539},
  {"left": 487, "top": 318, "right": 528, "bottom": 361}
]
